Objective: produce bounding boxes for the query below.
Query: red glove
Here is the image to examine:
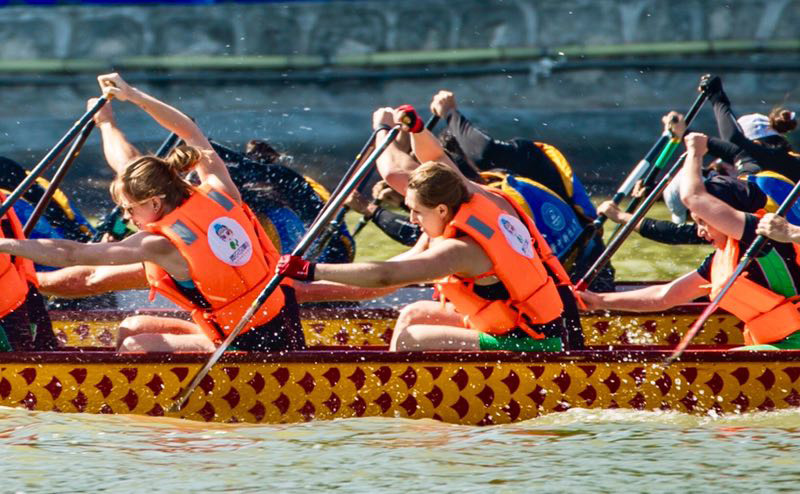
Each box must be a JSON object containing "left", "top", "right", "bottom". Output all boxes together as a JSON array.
[
  {"left": 396, "top": 104, "right": 424, "bottom": 133},
  {"left": 277, "top": 254, "right": 316, "bottom": 281}
]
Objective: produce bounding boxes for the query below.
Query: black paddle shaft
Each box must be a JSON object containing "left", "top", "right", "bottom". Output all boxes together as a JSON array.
[
  {"left": 23, "top": 121, "right": 96, "bottom": 236},
  {"left": 576, "top": 153, "right": 688, "bottom": 291},
  {"left": 169, "top": 126, "right": 403, "bottom": 413},
  {"left": 0, "top": 97, "right": 109, "bottom": 220}
]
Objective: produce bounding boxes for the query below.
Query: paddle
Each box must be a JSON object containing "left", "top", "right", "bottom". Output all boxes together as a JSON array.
[
  {"left": 574, "top": 153, "right": 689, "bottom": 292},
  {"left": 558, "top": 85, "right": 711, "bottom": 265},
  {"left": 90, "top": 132, "right": 180, "bottom": 242},
  {"left": 23, "top": 121, "right": 96, "bottom": 236},
  {"left": 350, "top": 114, "right": 440, "bottom": 238},
  {"left": 0, "top": 97, "right": 110, "bottom": 219},
  {"left": 168, "top": 125, "right": 403, "bottom": 413},
  {"left": 667, "top": 181, "right": 800, "bottom": 363},
  {"left": 303, "top": 125, "right": 392, "bottom": 260}
]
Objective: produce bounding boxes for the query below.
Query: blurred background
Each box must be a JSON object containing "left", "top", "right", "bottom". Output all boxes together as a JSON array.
[{"left": 0, "top": 0, "right": 798, "bottom": 210}]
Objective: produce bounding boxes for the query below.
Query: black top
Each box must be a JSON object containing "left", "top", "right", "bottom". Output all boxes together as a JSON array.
[
  {"left": 638, "top": 218, "right": 706, "bottom": 245},
  {"left": 706, "top": 90, "right": 800, "bottom": 182},
  {"left": 445, "top": 111, "right": 572, "bottom": 202}
]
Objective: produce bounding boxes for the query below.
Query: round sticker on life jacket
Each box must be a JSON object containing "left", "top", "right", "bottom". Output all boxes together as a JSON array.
[
  {"left": 498, "top": 214, "right": 534, "bottom": 259},
  {"left": 207, "top": 217, "right": 253, "bottom": 266},
  {"left": 540, "top": 202, "right": 566, "bottom": 232}
]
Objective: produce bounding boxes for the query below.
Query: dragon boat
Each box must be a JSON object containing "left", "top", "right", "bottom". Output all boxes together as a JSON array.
[{"left": 3, "top": 302, "right": 794, "bottom": 426}]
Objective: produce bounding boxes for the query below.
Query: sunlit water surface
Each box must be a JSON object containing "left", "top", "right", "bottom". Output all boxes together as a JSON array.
[{"left": 3, "top": 407, "right": 800, "bottom": 493}]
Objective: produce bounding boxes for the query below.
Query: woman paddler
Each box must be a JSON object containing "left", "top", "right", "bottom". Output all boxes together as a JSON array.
[
  {"left": 0, "top": 73, "right": 304, "bottom": 353},
  {"left": 279, "top": 106, "right": 577, "bottom": 352},
  {"left": 578, "top": 132, "right": 800, "bottom": 350}
]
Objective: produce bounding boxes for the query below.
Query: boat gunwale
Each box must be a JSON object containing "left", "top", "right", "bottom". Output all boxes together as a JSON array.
[{"left": 2, "top": 346, "right": 798, "bottom": 364}]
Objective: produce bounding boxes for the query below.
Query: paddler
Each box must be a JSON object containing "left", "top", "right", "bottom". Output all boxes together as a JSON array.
[
  {"left": 0, "top": 189, "right": 58, "bottom": 351},
  {"left": 0, "top": 73, "right": 305, "bottom": 353},
  {"left": 578, "top": 132, "right": 800, "bottom": 350},
  {"left": 279, "top": 106, "right": 581, "bottom": 352}
]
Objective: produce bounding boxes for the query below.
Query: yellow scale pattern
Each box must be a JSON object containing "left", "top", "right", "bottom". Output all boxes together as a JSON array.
[
  {"left": 1, "top": 359, "right": 797, "bottom": 424},
  {"left": 52, "top": 313, "right": 745, "bottom": 348}
]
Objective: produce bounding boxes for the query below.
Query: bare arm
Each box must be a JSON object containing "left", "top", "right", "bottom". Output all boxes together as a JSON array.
[
  {"left": 578, "top": 271, "right": 709, "bottom": 312},
  {"left": 314, "top": 237, "right": 487, "bottom": 287},
  {"left": 89, "top": 98, "right": 141, "bottom": 175},
  {"left": 679, "top": 133, "right": 745, "bottom": 240},
  {"left": 97, "top": 73, "right": 241, "bottom": 203},
  {"left": 0, "top": 231, "right": 176, "bottom": 269},
  {"left": 373, "top": 108, "right": 421, "bottom": 196},
  {"left": 37, "top": 263, "right": 148, "bottom": 298}
]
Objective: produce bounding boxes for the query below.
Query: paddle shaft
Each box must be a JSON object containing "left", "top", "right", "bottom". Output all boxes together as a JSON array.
[
  {"left": 91, "top": 132, "right": 180, "bottom": 242},
  {"left": 667, "top": 178, "right": 800, "bottom": 362},
  {"left": 351, "top": 114, "right": 440, "bottom": 238},
  {"left": 23, "top": 121, "right": 96, "bottom": 236},
  {"left": 575, "top": 153, "right": 688, "bottom": 292},
  {"left": 169, "top": 126, "right": 402, "bottom": 413},
  {"left": 0, "top": 97, "right": 109, "bottom": 220},
  {"left": 606, "top": 91, "right": 709, "bottom": 244}
]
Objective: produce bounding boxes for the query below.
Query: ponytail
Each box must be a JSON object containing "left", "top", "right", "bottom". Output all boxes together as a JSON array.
[
  {"left": 111, "top": 145, "right": 199, "bottom": 208},
  {"left": 769, "top": 107, "right": 798, "bottom": 135}
]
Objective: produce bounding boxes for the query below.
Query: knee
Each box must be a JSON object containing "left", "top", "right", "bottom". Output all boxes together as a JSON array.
[
  {"left": 395, "top": 302, "right": 434, "bottom": 331},
  {"left": 390, "top": 324, "right": 424, "bottom": 351},
  {"left": 117, "top": 316, "right": 149, "bottom": 347},
  {"left": 118, "top": 335, "right": 144, "bottom": 352}
]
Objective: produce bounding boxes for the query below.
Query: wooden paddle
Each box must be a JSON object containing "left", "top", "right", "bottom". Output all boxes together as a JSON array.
[
  {"left": 574, "top": 153, "right": 689, "bottom": 292},
  {"left": 0, "top": 97, "right": 110, "bottom": 219},
  {"left": 168, "top": 125, "right": 403, "bottom": 413},
  {"left": 667, "top": 179, "right": 800, "bottom": 363},
  {"left": 22, "top": 121, "right": 96, "bottom": 236},
  {"left": 90, "top": 132, "right": 180, "bottom": 242}
]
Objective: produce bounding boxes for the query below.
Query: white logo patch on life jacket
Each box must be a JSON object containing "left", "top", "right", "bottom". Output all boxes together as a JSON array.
[
  {"left": 540, "top": 202, "right": 566, "bottom": 232},
  {"left": 208, "top": 217, "right": 253, "bottom": 266},
  {"left": 498, "top": 214, "right": 534, "bottom": 259}
]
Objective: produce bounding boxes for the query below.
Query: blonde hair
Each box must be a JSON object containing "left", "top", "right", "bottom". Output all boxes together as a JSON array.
[
  {"left": 407, "top": 161, "right": 471, "bottom": 212},
  {"left": 110, "top": 145, "right": 201, "bottom": 208}
]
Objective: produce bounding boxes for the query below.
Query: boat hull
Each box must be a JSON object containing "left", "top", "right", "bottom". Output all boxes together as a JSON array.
[{"left": 1, "top": 349, "right": 797, "bottom": 424}]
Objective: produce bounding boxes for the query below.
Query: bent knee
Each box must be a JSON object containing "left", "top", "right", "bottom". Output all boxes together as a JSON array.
[
  {"left": 391, "top": 325, "right": 426, "bottom": 351},
  {"left": 396, "top": 302, "right": 439, "bottom": 329}
]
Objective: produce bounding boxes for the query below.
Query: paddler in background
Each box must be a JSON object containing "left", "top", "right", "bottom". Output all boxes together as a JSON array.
[
  {"left": 0, "top": 73, "right": 305, "bottom": 353},
  {"left": 279, "top": 105, "right": 583, "bottom": 352},
  {"left": 578, "top": 132, "right": 800, "bottom": 350}
]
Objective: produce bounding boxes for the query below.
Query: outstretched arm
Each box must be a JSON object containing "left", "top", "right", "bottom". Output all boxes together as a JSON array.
[
  {"left": 89, "top": 98, "right": 141, "bottom": 175},
  {"left": 97, "top": 73, "right": 241, "bottom": 203},
  {"left": 578, "top": 271, "right": 709, "bottom": 312},
  {"left": 37, "top": 263, "right": 148, "bottom": 298},
  {"left": 0, "top": 231, "right": 173, "bottom": 268}
]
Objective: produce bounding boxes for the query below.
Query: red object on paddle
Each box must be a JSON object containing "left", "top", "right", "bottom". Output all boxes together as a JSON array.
[
  {"left": 396, "top": 104, "right": 424, "bottom": 133},
  {"left": 277, "top": 254, "right": 316, "bottom": 282}
]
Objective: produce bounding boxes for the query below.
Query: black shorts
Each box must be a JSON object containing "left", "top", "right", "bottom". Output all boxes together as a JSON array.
[
  {"left": 0, "top": 282, "right": 57, "bottom": 352},
  {"left": 229, "top": 285, "right": 306, "bottom": 352}
]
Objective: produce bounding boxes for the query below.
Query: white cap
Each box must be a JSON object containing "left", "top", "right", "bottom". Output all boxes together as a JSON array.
[
  {"left": 663, "top": 168, "right": 688, "bottom": 224},
  {"left": 737, "top": 113, "right": 779, "bottom": 141}
]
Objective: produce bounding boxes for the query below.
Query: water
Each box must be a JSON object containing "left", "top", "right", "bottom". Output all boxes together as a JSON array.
[{"left": 2, "top": 407, "right": 800, "bottom": 493}]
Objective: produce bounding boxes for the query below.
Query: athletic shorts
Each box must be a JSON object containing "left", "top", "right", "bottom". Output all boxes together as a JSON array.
[
  {"left": 229, "top": 285, "right": 306, "bottom": 352},
  {"left": 478, "top": 328, "right": 562, "bottom": 352}
]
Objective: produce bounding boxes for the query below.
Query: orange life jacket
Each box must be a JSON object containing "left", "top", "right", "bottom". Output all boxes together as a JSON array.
[
  {"left": 435, "top": 187, "right": 571, "bottom": 339},
  {"left": 710, "top": 235, "right": 800, "bottom": 345},
  {"left": 143, "top": 184, "right": 286, "bottom": 343},
  {"left": 0, "top": 191, "right": 32, "bottom": 318}
]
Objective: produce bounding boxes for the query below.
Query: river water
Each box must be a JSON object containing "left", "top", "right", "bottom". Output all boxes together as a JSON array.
[{"left": 2, "top": 406, "right": 798, "bottom": 493}]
